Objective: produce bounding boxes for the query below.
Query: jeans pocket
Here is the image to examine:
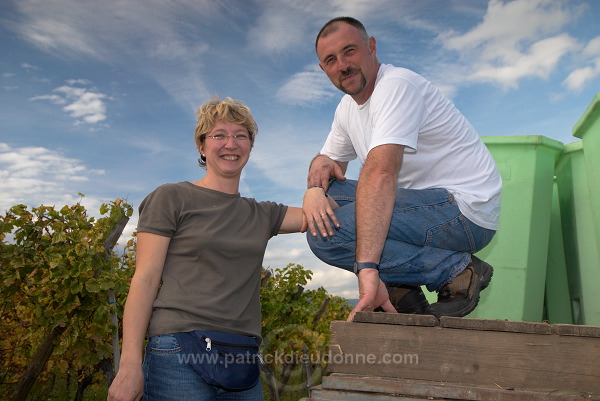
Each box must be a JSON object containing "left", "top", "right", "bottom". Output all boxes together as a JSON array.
[
  {"left": 147, "top": 334, "right": 181, "bottom": 354},
  {"left": 425, "top": 215, "right": 476, "bottom": 253}
]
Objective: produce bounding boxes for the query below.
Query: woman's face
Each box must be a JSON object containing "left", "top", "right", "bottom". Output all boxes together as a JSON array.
[{"left": 198, "top": 120, "right": 252, "bottom": 178}]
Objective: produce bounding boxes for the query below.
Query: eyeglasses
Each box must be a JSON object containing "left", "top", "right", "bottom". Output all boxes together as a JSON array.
[{"left": 206, "top": 134, "right": 251, "bottom": 142}]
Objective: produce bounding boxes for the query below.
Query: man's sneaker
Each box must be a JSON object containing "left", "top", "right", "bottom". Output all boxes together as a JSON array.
[
  {"left": 429, "top": 255, "right": 493, "bottom": 318},
  {"left": 375, "top": 284, "right": 430, "bottom": 314}
]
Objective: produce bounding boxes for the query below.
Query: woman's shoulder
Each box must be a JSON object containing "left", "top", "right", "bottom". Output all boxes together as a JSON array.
[
  {"left": 148, "top": 181, "right": 193, "bottom": 195},
  {"left": 241, "top": 197, "right": 286, "bottom": 215},
  {"left": 141, "top": 182, "right": 194, "bottom": 205}
]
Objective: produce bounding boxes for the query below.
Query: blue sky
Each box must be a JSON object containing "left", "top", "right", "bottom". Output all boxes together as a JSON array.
[{"left": 1, "top": 0, "right": 599, "bottom": 298}]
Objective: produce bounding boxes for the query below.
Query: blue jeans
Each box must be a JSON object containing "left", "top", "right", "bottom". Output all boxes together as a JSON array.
[
  {"left": 307, "top": 180, "right": 495, "bottom": 291},
  {"left": 142, "top": 334, "right": 264, "bottom": 401}
]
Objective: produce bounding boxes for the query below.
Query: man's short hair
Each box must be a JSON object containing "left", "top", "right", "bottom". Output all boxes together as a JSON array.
[{"left": 315, "top": 16, "right": 370, "bottom": 51}]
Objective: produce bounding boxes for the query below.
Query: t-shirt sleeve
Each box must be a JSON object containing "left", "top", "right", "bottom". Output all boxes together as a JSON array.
[
  {"left": 320, "top": 102, "right": 357, "bottom": 162},
  {"left": 369, "top": 77, "right": 424, "bottom": 152},
  {"left": 257, "top": 201, "right": 288, "bottom": 237},
  {"left": 137, "top": 184, "right": 180, "bottom": 237}
]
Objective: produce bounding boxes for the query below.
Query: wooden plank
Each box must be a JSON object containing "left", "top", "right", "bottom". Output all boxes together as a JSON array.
[
  {"left": 353, "top": 311, "right": 438, "bottom": 327},
  {"left": 318, "top": 374, "right": 598, "bottom": 401},
  {"left": 353, "top": 313, "right": 600, "bottom": 338},
  {"left": 328, "top": 321, "right": 600, "bottom": 394},
  {"left": 553, "top": 324, "right": 600, "bottom": 338},
  {"left": 311, "top": 387, "right": 421, "bottom": 401},
  {"left": 440, "top": 317, "right": 553, "bottom": 334}
]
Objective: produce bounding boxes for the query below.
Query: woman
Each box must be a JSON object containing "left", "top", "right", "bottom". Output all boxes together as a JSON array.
[{"left": 108, "top": 97, "right": 337, "bottom": 400}]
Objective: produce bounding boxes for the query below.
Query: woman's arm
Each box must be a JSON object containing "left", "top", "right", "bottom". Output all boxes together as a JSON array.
[
  {"left": 278, "top": 206, "right": 304, "bottom": 234},
  {"left": 279, "top": 193, "right": 340, "bottom": 235},
  {"left": 107, "top": 232, "right": 170, "bottom": 401},
  {"left": 303, "top": 155, "right": 346, "bottom": 236}
]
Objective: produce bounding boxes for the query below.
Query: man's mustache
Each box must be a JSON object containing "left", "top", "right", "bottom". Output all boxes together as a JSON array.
[{"left": 341, "top": 67, "right": 359, "bottom": 77}]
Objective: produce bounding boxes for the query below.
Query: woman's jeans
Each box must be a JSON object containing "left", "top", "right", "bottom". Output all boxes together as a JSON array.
[
  {"left": 142, "top": 334, "right": 264, "bottom": 401},
  {"left": 307, "top": 179, "right": 496, "bottom": 292}
]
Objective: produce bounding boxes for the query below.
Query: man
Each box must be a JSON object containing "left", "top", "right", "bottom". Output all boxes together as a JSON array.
[{"left": 303, "top": 17, "right": 502, "bottom": 320}]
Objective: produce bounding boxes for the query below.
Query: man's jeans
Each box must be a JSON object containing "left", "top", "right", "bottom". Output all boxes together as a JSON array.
[
  {"left": 307, "top": 179, "right": 496, "bottom": 292},
  {"left": 142, "top": 334, "right": 264, "bottom": 401}
]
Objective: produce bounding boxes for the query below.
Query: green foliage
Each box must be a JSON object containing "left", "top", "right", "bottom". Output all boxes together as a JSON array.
[
  {"left": 0, "top": 198, "right": 134, "bottom": 399},
  {"left": 260, "top": 263, "right": 350, "bottom": 397},
  {"left": 0, "top": 197, "right": 349, "bottom": 400}
]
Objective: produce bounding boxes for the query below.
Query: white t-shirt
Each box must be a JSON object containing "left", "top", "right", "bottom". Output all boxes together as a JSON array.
[{"left": 320, "top": 64, "right": 501, "bottom": 230}]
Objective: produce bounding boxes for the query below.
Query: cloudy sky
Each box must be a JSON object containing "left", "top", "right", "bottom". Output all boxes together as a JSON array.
[{"left": 1, "top": 0, "right": 599, "bottom": 299}]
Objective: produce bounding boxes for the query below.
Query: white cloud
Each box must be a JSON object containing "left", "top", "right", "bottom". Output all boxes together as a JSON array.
[
  {"left": 470, "top": 33, "right": 579, "bottom": 88},
  {"left": 29, "top": 94, "right": 66, "bottom": 105},
  {"left": 276, "top": 65, "right": 338, "bottom": 106},
  {"left": 20, "top": 62, "right": 40, "bottom": 71},
  {"left": 30, "top": 81, "right": 109, "bottom": 124},
  {"left": 442, "top": 0, "right": 573, "bottom": 52},
  {"left": 66, "top": 78, "right": 91, "bottom": 86},
  {"left": 582, "top": 35, "right": 600, "bottom": 58},
  {"left": 0, "top": 143, "right": 105, "bottom": 212},
  {"left": 563, "top": 64, "right": 600, "bottom": 91},
  {"left": 249, "top": 121, "right": 323, "bottom": 195},
  {"left": 563, "top": 35, "right": 600, "bottom": 91},
  {"left": 263, "top": 233, "right": 358, "bottom": 298},
  {"left": 306, "top": 267, "right": 357, "bottom": 299},
  {"left": 8, "top": 0, "right": 219, "bottom": 111},
  {"left": 247, "top": 6, "right": 307, "bottom": 54},
  {"left": 438, "top": 0, "right": 582, "bottom": 89},
  {"left": 0, "top": 143, "right": 134, "bottom": 248}
]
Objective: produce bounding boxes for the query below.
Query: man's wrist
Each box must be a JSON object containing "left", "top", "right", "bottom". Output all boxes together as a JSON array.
[
  {"left": 308, "top": 153, "right": 326, "bottom": 172},
  {"left": 353, "top": 261, "right": 379, "bottom": 274}
]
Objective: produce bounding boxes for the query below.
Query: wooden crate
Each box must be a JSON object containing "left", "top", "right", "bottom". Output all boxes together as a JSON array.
[{"left": 314, "top": 312, "right": 600, "bottom": 400}]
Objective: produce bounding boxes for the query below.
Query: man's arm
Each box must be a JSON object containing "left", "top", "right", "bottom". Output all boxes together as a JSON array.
[
  {"left": 356, "top": 144, "right": 403, "bottom": 262},
  {"left": 348, "top": 144, "right": 404, "bottom": 320}
]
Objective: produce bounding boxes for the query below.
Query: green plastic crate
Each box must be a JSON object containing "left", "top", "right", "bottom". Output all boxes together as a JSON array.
[
  {"left": 570, "top": 94, "right": 600, "bottom": 325},
  {"left": 423, "top": 136, "right": 564, "bottom": 321},
  {"left": 573, "top": 93, "right": 600, "bottom": 246},
  {"left": 468, "top": 136, "right": 563, "bottom": 321},
  {"left": 544, "top": 179, "right": 573, "bottom": 324},
  {"left": 555, "top": 141, "right": 600, "bottom": 325}
]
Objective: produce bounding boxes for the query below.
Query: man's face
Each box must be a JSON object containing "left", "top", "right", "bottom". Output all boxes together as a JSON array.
[{"left": 316, "top": 22, "right": 378, "bottom": 104}]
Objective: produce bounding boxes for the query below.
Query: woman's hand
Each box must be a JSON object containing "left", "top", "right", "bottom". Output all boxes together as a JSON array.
[
  {"left": 302, "top": 187, "right": 339, "bottom": 237},
  {"left": 107, "top": 364, "right": 144, "bottom": 401}
]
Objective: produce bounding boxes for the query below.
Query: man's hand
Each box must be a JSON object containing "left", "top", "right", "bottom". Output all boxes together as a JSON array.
[
  {"left": 302, "top": 187, "right": 339, "bottom": 236},
  {"left": 348, "top": 269, "right": 396, "bottom": 321},
  {"left": 307, "top": 154, "right": 346, "bottom": 190}
]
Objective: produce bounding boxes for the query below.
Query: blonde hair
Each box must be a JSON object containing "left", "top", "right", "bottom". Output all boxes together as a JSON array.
[{"left": 194, "top": 96, "right": 258, "bottom": 167}]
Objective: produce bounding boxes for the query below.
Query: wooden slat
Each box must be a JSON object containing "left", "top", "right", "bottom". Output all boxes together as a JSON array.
[
  {"left": 310, "top": 387, "right": 419, "bottom": 401},
  {"left": 440, "top": 317, "right": 553, "bottom": 334},
  {"left": 552, "top": 324, "right": 600, "bottom": 338},
  {"left": 317, "top": 374, "right": 598, "bottom": 401},
  {"left": 352, "top": 313, "right": 600, "bottom": 338},
  {"left": 353, "top": 311, "right": 438, "bottom": 327},
  {"left": 328, "top": 321, "right": 600, "bottom": 393}
]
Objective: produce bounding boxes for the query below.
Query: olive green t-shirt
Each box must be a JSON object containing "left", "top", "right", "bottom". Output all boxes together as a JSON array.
[{"left": 137, "top": 181, "right": 287, "bottom": 339}]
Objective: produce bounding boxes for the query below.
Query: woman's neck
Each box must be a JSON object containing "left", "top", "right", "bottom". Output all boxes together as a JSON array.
[{"left": 193, "top": 176, "right": 240, "bottom": 195}]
